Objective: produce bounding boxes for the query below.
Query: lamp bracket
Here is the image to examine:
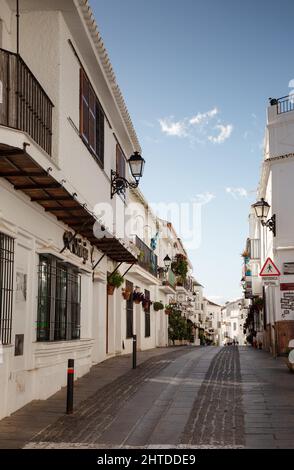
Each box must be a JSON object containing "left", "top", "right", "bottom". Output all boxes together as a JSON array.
[
  {"left": 111, "top": 170, "right": 139, "bottom": 198},
  {"left": 261, "top": 214, "right": 276, "bottom": 237}
]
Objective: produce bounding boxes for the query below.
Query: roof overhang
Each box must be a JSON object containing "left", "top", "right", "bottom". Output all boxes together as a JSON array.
[{"left": 0, "top": 144, "right": 137, "bottom": 264}]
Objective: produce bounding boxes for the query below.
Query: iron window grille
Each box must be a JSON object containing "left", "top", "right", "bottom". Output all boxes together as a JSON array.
[
  {"left": 37, "top": 255, "right": 81, "bottom": 342},
  {"left": 0, "top": 232, "right": 15, "bottom": 345}
]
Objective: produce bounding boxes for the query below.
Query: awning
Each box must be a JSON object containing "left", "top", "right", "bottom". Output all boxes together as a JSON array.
[{"left": 0, "top": 144, "right": 137, "bottom": 264}]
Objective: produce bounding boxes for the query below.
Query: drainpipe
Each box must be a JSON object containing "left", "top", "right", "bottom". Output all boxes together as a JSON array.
[{"left": 16, "top": 0, "right": 20, "bottom": 55}]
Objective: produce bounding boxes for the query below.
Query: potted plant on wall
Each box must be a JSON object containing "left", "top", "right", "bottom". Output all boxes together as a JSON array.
[
  {"left": 171, "top": 254, "right": 188, "bottom": 286},
  {"left": 133, "top": 290, "right": 145, "bottom": 304},
  {"left": 122, "top": 287, "right": 132, "bottom": 301},
  {"left": 107, "top": 271, "right": 124, "bottom": 295},
  {"left": 142, "top": 298, "right": 152, "bottom": 312},
  {"left": 165, "top": 304, "right": 173, "bottom": 315},
  {"left": 153, "top": 301, "right": 164, "bottom": 312}
]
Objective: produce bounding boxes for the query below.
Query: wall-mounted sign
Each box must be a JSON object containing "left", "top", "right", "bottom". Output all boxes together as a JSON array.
[
  {"left": 280, "top": 290, "right": 294, "bottom": 318},
  {"left": 63, "top": 231, "right": 89, "bottom": 264},
  {"left": 280, "top": 283, "right": 294, "bottom": 291},
  {"left": 263, "top": 278, "right": 279, "bottom": 287},
  {"left": 283, "top": 263, "right": 294, "bottom": 275},
  {"left": 260, "top": 258, "right": 281, "bottom": 277}
]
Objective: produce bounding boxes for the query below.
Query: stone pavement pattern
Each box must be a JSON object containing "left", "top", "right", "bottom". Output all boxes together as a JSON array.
[{"left": 1, "top": 346, "right": 294, "bottom": 449}]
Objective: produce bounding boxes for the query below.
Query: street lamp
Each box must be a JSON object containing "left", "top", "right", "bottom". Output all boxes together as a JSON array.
[
  {"left": 158, "top": 254, "right": 172, "bottom": 275},
  {"left": 163, "top": 255, "right": 172, "bottom": 271},
  {"left": 252, "top": 198, "right": 276, "bottom": 237},
  {"left": 111, "top": 151, "right": 145, "bottom": 198}
]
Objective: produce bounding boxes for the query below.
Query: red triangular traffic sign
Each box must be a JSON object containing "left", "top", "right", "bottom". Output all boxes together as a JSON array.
[{"left": 260, "top": 257, "right": 281, "bottom": 277}]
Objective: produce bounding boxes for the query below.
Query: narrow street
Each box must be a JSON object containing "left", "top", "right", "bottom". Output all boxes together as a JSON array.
[{"left": 1, "top": 346, "right": 293, "bottom": 450}]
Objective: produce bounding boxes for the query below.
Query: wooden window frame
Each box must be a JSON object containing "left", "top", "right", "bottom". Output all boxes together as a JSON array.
[{"left": 80, "top": 69, "right": 104, "bottom": 168}]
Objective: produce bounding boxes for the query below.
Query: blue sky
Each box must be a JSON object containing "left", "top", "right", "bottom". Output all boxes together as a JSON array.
[{"left": 92, "top": 0, "right": 294, "bottom": 304}]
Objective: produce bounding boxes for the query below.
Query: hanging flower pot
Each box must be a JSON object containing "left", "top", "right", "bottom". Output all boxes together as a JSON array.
[
  {"left": 142, "top": 299, "right": 152, "bottom": 312},
  {"left": 133, "top": 291, "right": 144, "bottom": 304},
  {"left": 107, "top": 284, "right": 115, "bottom": 295},
  {"left": 122, "top": 288, "right": 131, "bottom": 301},
  {"left": 107, "top": 271, "right": 124, "bottom": 295},
  {"left": 153, "top": 301, "right": 164, "bottom": 312}
]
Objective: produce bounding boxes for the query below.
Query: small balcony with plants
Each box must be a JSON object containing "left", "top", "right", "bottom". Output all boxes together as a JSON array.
[{"left": 129, "top": 236, "right": 160, "bottom": 286}]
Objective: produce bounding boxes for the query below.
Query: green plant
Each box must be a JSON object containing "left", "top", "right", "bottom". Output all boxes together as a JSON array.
[
  {"left": 168, "top": 307, "right": 189, "bottom": 344},
  {"left": 138, "top": 250, "right": 145, "bottom": 261},
  {"left": 171, "top": 254, "right": 188, "bottom": 283},
  {"left": 107, "top": 271, "right": 124, "bottom": 289},
  {"left": 253, "top": 296, "right": 264, "bottom": 311},
  {"left": 153, "top": 301, "right": 164, "bottom": 311}
]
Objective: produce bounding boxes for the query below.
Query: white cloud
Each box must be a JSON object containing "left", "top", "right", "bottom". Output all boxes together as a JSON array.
[
  {"left": 226, "top": 187, "right": 248, "bottom": 199},
  {"left": 158, "top": 109, "right": 233, "bottom": 146},
  {"left": 158, "top": 118, "right": 188, "bottom": 137},
  {"left": 208, "top": 124, "right": 233, "bottom": 144},
  {"left": 189, "top": 107, "right": 218, "bottom": 125},
  {"left": 192, "top": 192, "right": 216, "bottom": 205}
]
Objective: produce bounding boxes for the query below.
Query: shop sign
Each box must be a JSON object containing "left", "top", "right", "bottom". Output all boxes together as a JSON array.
[
  {"left": 280, "top": 290, "right": 294, "bottom": 318},
  {"left": 280, "top": 283, "right": 294, "bottom": 291},
  {"left": 63, "top": 231, "right": 89, "bottom": 264},
  {"left": 283, "top": 262, "right": 294, "bottom": 275}
]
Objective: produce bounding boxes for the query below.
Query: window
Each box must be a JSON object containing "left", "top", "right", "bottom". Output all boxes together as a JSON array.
[
  {"left": 116, "top": 144, "right": 126, "bottom": 198},
  {"left": 126, "top": 280, "right": 133, "bottom": 339},
  {"left": 80, "top": 69, "right": 104, "bottom": 167},
  {"left": 233, "top": 323, "right": 237, "bottom": 331},
  {"left": 144, "top": 289, "right": 151, "bottom": 338},
  {"left": 37, "top": 255, "right": 81, "bottom": 342},
  {"left": 0, "top": 233, "right": 15, "bottom": 345},
  {"left": 116, "top": 144, "right": 126, "bottom": 179}
]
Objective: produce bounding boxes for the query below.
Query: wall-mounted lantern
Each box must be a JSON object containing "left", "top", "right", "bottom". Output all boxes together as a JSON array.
[
  {"left": 111, "top": 151, "right": 145, "bottom": 198},
  {"left": 252, "top": 198, "right": 276, "bottom": 237}
]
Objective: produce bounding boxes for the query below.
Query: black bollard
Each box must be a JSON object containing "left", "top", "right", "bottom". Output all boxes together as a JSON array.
[
  {"left": 66, "top": 359, "right": 74, "bottom": 414},
  {"left": 132, "top": 334, "right": 137, "bottom": 369}
]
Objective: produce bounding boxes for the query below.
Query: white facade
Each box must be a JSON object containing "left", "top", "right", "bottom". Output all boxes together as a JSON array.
[
  {"left": 221, "top": 299, "right": 247, "bottom": 346},
  {"left": 0, "top": 0, "right": 204, "bottom": 420},
  {"left": 244, "top": 97, "right": 294, "bottom": 354},
  {"left": 202, "top": 299, "right": 222, "bottom": 345}
]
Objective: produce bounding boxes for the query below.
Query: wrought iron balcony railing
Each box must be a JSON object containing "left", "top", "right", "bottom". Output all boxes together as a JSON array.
[
  {"left": 0, "top": 48, "right": 53, "bottom": 155},
  {"left": 158, "top": 267, "right": 176, "bottom": 289},
  {"left": 275, "top": 95, "right": 294, "bottom": 115},
  {"left": 135, "top": 236, "right": 158, "bottom": 277}
]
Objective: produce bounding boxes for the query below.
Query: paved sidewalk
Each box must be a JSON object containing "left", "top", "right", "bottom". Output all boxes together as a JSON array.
[
  {"left": 0, "top": 346, "right": 193, "bottom": 449},
  {"left": 240, "top": 347, "right": 294, "bottom": 449}
]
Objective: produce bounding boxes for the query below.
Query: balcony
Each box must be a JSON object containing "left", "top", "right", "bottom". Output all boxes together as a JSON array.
[
  {"left": 276, "top": 95, "right": 294, "bottom": 115},
  {"left": 158, "top": 268, "right": 176, "bottom": 294},
  {"left": 250, "top": 239, "right": 261, "bottom": 260},
  {"left": 135, "top": 236, "right": 158, "bottom": 277},
  {"left": 0, "top": 48, "right": 53, "bottom": 155}
]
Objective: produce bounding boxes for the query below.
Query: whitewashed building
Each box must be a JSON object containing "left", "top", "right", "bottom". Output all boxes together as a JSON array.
[
  {"left": 243, "top": 96, "right": 294, "bottom": 355},
  {"left": 0, "top": 0, "right": 204, "bottom": 420},
  {"left": 202, "top": 298, "right": 222, "bottom": 345},
  {"left": 220, "top": 299, "right": 246, "bottom": 345}
]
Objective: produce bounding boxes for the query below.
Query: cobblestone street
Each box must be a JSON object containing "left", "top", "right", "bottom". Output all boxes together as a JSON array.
[{"left": 1, "top": 346, "right": 294, "bottom": 449}]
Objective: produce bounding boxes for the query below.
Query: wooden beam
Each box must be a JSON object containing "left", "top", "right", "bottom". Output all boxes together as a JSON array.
[
  {"left": 15, "top": 183, "right": 61, "bottom": 191},
  {"left": 31, "top": 196, "right": 72, "bottom": 202},
  {"left": 0, "top": 172, "right": 46, "bottom": 177}
]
